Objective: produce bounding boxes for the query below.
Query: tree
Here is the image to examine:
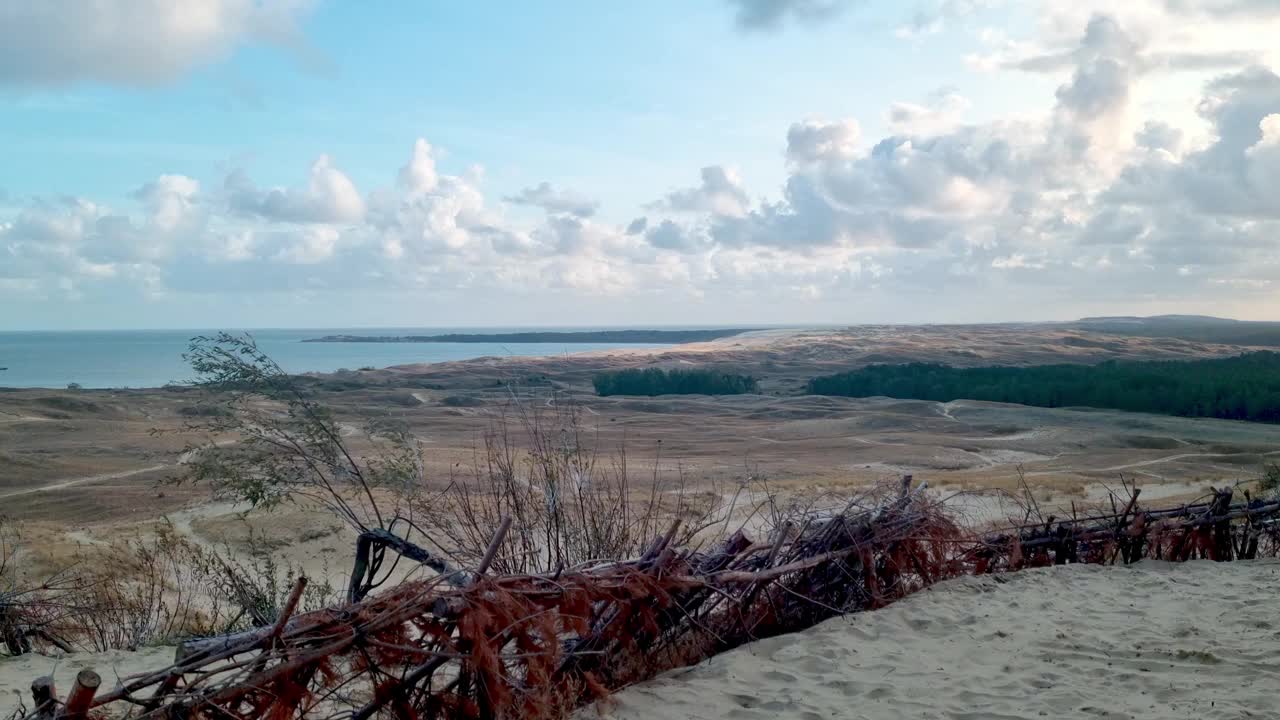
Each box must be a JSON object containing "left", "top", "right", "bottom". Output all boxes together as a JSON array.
[{"left": 173, "top": 333, "right": 438, "bottom": 601}]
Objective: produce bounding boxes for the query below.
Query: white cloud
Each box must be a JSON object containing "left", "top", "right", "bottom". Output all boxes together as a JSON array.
[
  {"left": 0, "top": 1, "right": 314, "bottom": 87},
  {"left": 651, "top": 166, "right": 751, "bottom": 217},
  {"left": 276, "top": 225, "right": 340, "bottom": 264},
  {"left": 887, "top": 90, "right": 971, "bottom": 136},
  {"left": 226, "top": 155, "right": 365, "bottom": 224},
  {"left": 503, "top": 182, "right": 599, "bottom": 218},
  {"left": 1245, "top": 113, "right": 1280, "bottom": 196},
  {"left": 398, "top": 139, "right": 439, "bottom": 195},
  {"left": 5, "top": 8, "right": 1280, "bottom": 318},
  {"left": 135, "top": 175, "right": 202, "bottom": 235},
  {"left": 786, "top": 119, "right": 861, "bottom": 164}
]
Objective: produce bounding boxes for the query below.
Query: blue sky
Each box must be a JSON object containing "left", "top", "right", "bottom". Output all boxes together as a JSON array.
[{"left": 2, "top": 1, "right": 1280, "bottom": 329}]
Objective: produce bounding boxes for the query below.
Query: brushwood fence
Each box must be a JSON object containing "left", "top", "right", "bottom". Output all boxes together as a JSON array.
[{"left": 11, "top": 480, "right": 1280, "bottom": 720}]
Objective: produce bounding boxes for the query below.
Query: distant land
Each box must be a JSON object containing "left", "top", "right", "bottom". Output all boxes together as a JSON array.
[
  {"left": 302, "top": 329, "right": 757, "bottom": 344},
  {"left": 1072, "top": 315, "right": 1280, "bottom": 347}
]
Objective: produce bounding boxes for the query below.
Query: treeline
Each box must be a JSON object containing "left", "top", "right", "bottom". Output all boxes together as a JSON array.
[
  {"left": 807, "top": 352, "right": 1280, "bottom": 422},
  {"left": 593, "top": 368, "right": 758, "bottom": 396}
]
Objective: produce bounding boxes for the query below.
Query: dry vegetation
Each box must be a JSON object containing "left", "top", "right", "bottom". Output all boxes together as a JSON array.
[
  {"left": 4, "top": 324, "right": 1280, "bottom": 641},
  {"left": 4, "top": 329, "right": 1280, "bottom": 719}
]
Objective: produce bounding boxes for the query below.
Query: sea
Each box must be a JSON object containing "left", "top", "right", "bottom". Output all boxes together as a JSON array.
[{"left": 0, "top": 328, "right": 674, "bottom": 389}]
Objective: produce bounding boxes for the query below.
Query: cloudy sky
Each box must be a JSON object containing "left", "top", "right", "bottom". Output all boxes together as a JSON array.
[{"left": 3, "top": 1, "right": 1280, "bottom": 330}]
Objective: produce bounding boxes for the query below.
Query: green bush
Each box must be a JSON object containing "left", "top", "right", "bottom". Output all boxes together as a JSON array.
[
  {"left": 806, "top": 352, "right": 1280, "bottom": 423},
  {"left": 593, "top": 368, "right": 757, "bottom": 397},
  {"left": 1261, "top": 463, "right": 1280, "bottom": 499},
  {"left": 442, "top": 395, "right": 485, "bottom": 407}
]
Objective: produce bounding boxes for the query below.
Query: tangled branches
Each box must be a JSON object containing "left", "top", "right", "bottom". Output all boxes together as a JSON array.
[
  {"left": 13, "top": 479, "right": 1280, "bottom": 719},
  {"left": 18, "top": 479, "right": 965, "bottom": 719}
]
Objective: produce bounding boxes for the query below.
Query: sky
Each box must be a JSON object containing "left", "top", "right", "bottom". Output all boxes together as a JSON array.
[{"left": 2, "top": 1, "right": 1280, "bottom": 330}]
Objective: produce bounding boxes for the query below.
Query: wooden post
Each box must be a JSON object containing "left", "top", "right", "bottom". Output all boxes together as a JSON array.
[
  {"left": 1210, "top": 487, "right": 1233, "bottom": 561},
  {"left": 476, "top": 516, "right": 512, "bottom": 578},
  {"left": 57, "top": 669, "right": 100, "bottom": 720},
  {"left": 30, "top": 675, "right": 57, "bottom": 719},
  {"left": 346, "top": 533, "right": 374, "bottom": 603},
  {"left": 641, "top": 518, "right": 682, "bottom": 563},
  {"left": 270, "top": 576, "right": 309, "bottom": 642}
]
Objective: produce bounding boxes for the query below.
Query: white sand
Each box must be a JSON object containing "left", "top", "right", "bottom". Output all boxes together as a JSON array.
[
  {"left": 1, "top": 645, "right": 175, "bottom": 712},
  {"left": 590, "top": 560, "right": 1280, "bottom": 720}
]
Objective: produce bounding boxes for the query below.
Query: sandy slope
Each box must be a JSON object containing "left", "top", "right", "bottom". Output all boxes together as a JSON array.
[
  {"left": 590, "top": 560, "right": 1280, "bottom": 720},
  {"left": 0, "top": 646, "right": 176, "bottom": 712}
]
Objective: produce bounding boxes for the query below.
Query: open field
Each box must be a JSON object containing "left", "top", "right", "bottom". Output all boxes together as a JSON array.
[{"left": 2, "top": 323, "right": 1277, "bottom": 585}]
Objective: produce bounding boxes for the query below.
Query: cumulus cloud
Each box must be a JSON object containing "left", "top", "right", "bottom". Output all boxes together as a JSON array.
[
  {"left": 0, "top": 1, "right": 314, "bottom": 87},
  {"left": 503, "top": 182, "right": 599, "bottom": 218},
  {"left": 786, "top": 119, "right": 861, "bottom": 164},
  {"left": 625, "top": 217, "right": 648, "bottom": 235},
  {"left": 276, "top": 225, "right": 340, "bottom": 264},
  {"left": 645, "top": 220, "right": 707, "bottom": 252},
  {"left": 135, "top": 175, "right": 202, "bottom": 233},
  {"left": 1107, "top": 66, "right": 1280, "bottom": 218},
  {"left": 977, "top": 1, "right": 1277, "bottom": 79},
  {"left": 1134, "top": 121, "right": 1182, "bottom": 152},
  {"left": 398, "top": 139, "right": 439, "bottom": 195},
  {"left": 887, "top": 90, "right": 971, "bottom": 136},
  {"left": 6, "top": 8, "right": 1280, "bottom": 318},
  {"left": 225, "top": 156, "right": 365, "bottom": 224},
  {"left": 652, "top": 166, "right": 750, "bottom": 217}
]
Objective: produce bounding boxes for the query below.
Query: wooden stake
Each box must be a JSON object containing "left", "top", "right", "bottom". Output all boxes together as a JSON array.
[
  {"left": 270, "top": 576, "right": 309, "bottom": 642},
  {"left": 56, "top": 669, "right": 100, "bottom": 720},
  {"left": 30, "top": 676, "right": 56, "bottom": 719},
  {"left": 476, "top": 516, "right": 512, "bottom": 577}
]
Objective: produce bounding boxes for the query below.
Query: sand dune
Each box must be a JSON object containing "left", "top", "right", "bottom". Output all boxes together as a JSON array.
[{"left": 590, "top": 560, "right": 1280, "bottom": 720}]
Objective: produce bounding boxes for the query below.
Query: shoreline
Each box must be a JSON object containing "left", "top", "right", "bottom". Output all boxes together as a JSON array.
[
  {"left": 2, "top": 328, "right": 771, "bottom": 391},
  {"left": 302, "top": 328, "right": 758, "bottom": 344}
]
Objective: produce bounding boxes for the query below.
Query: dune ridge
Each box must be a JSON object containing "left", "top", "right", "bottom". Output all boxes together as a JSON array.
[{"left": 590, "top": 560, "right": 1280, "bottom": 720}]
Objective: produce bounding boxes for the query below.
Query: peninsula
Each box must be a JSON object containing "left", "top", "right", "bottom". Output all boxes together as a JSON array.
[{"left": 302, "top": 329, "right": 757, "bottom": 344}]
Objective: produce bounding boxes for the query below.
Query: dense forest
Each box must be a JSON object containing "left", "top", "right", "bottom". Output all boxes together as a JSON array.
[
  {"left": 1073, "top": 315, "right": 1280, "bottom": 347},
  {"left": 807, "top": 352, "right": 1280, "bottom": 422},
  {"left": 593, "top": 367, "right": 758, "bottom": 396}
]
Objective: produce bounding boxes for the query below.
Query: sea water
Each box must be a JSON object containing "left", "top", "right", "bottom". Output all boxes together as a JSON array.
[{"left": 0, "top": 328, "right": 671, "bottom": 389}]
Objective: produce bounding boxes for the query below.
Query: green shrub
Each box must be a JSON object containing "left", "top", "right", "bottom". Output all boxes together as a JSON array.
[
  {"left": 593, "top": 368, "right": 757, "bottom": 397},
  {"left": 1261, "top": 463, "right": 1280, "bottom": 499},
  {"left": 442, "top": 395, "right": 484, "bottom": 407},
  {"left": 178, "top": 404, "right": 232, "bottom": 418}
]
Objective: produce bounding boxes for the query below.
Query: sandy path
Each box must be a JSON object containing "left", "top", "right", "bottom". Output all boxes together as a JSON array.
[
  {"left": 0, "top": 465, "right": 169, "bottom": 500},
  {"left": 0, "top": 414, "right": 52, "bottom": 424},
  {"left": 590, "top": 560, "right": 1280, "bottom": 720},
  {"left": 1099, "top": 449, "right": 1280, "bottom": 473},
  {"left": 0, "top": 440, "right": 236, "bottom": 500}
]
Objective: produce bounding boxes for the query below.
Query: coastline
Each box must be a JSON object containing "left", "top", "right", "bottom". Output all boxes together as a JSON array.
[
  {"left": 0, "top": 327, "right": 756, "bottom": 390},
  {"left": 301, "top": 328, "right": 758, "bottom": 344}
]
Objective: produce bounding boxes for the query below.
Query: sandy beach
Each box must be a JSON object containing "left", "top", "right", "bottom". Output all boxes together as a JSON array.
[{"left": 589, "top": 560, "right": 1280, "bottom": 720}]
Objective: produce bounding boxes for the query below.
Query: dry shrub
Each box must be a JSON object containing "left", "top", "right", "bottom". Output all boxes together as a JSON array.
[
  {"left": 69, "top": 523, "right": 342, "bottom": 652},
  {"left": 411, "top": 391, "right": 733, "bottom": 575},
  {"left": 71, "top": 521, "right": 214, "bottom": 651},
  {"left": 196, "top": 535, "right": 339, "bottom": 629},
  {"left": 3, "top": 518, "right": 341, "bottom": 655},
  {"left": 1, "top": 517, "right": 83, "bottom": 656}
]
